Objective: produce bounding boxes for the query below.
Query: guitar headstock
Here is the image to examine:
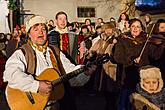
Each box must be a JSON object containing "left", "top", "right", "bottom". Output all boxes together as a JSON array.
[
  {"left": 95, "top": 53, "right": 110, "bottom": 65},
  {"left": 85, "top": 52, "right": 110, "bottom": 66}
]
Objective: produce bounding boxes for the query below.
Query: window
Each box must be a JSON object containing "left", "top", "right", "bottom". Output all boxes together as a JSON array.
[{"left": 77, "top": 7, "right": 96, "bottom": 18}]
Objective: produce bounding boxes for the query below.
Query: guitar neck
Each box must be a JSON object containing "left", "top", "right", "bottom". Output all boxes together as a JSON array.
[
  {"left": 51, "top": 53, "right": 110, "bottom": 86},
  {"left": 52, "top": 66, "right": 85, "bottom": 86}
]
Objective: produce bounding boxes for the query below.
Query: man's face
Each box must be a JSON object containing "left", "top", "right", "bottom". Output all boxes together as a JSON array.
[
  {"left": 29, "top": 23, "right": 47, "bottom": 46},
  {"left": 104, "top": 28, "right": 113, "bottom": 37},
  {"left": 159, "top": 23, "right": 165, "bottom": 32},
  {"left": 56, "top": 14, "right": 67, "bottom": 29},
  {"left": 143, "top": 78, "right": 159, "bottom": 93},
  {"left": 130, "top": 21, "right": 142, "bottom": 37}
]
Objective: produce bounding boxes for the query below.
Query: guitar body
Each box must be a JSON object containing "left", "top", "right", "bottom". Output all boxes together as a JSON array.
[{"left": 6, "top": 68, "right": 64, "bottom": 110}]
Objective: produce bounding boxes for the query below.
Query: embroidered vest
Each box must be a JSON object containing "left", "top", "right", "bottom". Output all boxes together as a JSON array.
[
  {"left": 59, "top": 33, "right": 78, "bottom": 64},
  {"left": 20, "top": 43, "right": 65, "bottom": 76},
  {"left": 60, "top": 33, "right": 78, "bottom": 57}
]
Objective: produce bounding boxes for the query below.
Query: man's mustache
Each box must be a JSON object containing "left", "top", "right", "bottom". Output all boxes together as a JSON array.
[{"left": 38, "top": 35, "right": 44, "bottom": 38}]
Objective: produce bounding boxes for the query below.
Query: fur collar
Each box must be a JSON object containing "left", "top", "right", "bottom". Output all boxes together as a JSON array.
[
  {"left": 132, "top": 93, "right": 160, "bottom": 110},
  {"left": 136, "top": 84, "right": 165, "bottom": 109}
]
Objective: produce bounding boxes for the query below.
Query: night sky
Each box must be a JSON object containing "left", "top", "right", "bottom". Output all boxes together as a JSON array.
[{"left": 136, "top": 0, "right": 161, "bottom": 6}]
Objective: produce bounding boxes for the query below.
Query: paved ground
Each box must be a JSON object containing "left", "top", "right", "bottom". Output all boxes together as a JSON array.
[{"left": 75, "top": 92, "right": 106, "bottom": 110}]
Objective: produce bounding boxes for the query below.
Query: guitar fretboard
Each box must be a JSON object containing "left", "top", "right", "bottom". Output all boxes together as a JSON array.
[
  {"left": 52, "top": 66, "right": 85, "bottom": 86},
  {"left": 51, "top": 53, "right": 110, "bottom": 86}
]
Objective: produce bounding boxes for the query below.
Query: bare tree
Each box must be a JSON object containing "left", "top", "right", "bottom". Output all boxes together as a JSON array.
[
  {"left": 89, "top": 0, "right": 139, "bottom": 18},
  {"left": 120, "top": 0, "right": 137, "bottom": 17}
]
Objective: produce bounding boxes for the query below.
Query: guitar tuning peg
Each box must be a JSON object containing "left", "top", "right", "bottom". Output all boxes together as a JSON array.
[{"left": 96, "top": 53, "right": 110, "bottom": 64}]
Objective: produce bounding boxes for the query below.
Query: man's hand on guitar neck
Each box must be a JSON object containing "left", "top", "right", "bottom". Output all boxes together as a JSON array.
[
  {"left": 84, "top": 64, "right": 97, "bottom": 76},
  {"left": 38, "top": 81, "right": 52, "bottom": 94},
  {"left": 84, "top": 53, "right": 110, "bottom": 76}
]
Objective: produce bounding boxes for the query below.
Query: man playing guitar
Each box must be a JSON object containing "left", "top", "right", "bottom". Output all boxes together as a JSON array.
[{"left": 3, "top": 15, "right": 98, "bottom": 110}]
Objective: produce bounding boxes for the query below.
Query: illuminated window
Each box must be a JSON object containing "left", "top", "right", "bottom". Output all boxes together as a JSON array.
[{"left": 77, "top": 7, "right": 96, "bottom": 18}]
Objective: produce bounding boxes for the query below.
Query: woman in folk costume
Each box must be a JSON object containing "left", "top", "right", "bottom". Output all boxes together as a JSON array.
[
  {"left": 131, "top": 65, "right": 165, "bottom": 110},
  {"left": 113, "top": 18, "right": 165, "bottom": 110},
  {"left": 0, "top": 0, "right": 10, "bottom": 34},
  {"left": 117, "top": 12, "right": 129, "bottom": 33},
  {"left": 87, "top": 22, "right": 120, "bottom": 110},
  {"left": 151, "top": 19, "right": 165, "bottom": 86},
  {"left": 77, "top": 25, "right": 92, "bottom": 64},
  {"left": 143, "top": 14, "right": 154, "bottom": 34}
]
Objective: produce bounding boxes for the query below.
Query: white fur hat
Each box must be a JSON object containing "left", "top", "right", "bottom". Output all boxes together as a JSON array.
[
  {"left": 26, "top": 15, "right": 46, "bottom": 32},
  {"left": 140, "top": 65, "right": 163, "bottom": 93}
]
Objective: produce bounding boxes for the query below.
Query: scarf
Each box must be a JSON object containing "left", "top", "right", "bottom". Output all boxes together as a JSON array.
[
  {"left": 136, "top": 84, "right": 165, "bottom": 109},
  {"left": 55, "top": 26, "right": 68, "bottom": 34},
  {"left": 28, "top": 40, "right": 48, "bottom": 53}
]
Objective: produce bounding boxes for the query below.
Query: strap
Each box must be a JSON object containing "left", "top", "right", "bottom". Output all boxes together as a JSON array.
[
  {"left": 49, "top": 50, "right": 61, "bottom": 74},
  {"left": 71, "top": 33, "right": 78, "bottom": 63},
  {"left": 49, "top": 45, "right": 66, "bottom": 76}
]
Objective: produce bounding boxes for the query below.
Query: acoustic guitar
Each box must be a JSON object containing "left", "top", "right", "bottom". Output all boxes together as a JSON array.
[{"left": 6, "top": 53, "right": 110, "bottom": 110}]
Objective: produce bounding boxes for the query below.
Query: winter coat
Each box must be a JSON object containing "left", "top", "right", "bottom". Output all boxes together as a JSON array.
[{"left": 113, "top": 32, "right": 165, "bottom": 90}]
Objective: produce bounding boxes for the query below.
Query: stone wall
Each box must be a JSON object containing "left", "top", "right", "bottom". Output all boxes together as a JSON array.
[
  {"left": 22, "top": 0, "right": 122, "bottom": 23},
  {"left": 21, "top": 0, "right": 164, "bottom": 24}
]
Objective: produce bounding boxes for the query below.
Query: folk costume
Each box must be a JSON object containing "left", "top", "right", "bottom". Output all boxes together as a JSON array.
[
  {"left": 113, "top": 31, "right": 165, "bottom": 90},
  {"left": 48, "top": 27, "right": 84, "bottom": 64},
  {"left": 131, "top": 85, "right": 165, "bottom": 110},
  {"left": 114, "top": 31, "right": 165, "bottom": 110},
  {"left": 90, "top": 33, "right": 117, "bottom": 81},
  {"left": 87, "top": 23, "right": 119, "bottom": 110},
  {"left": 3, "top": 15, "right": 90, "bottom": 110},
  {"left": 144, "top": 14, "right": 154, "bottom": 34},
  {"left": 131, "top": 66, "right": 165, "bottom": 110}
]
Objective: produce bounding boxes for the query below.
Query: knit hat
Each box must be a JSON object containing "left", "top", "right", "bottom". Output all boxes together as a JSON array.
[
  {"left": 26, "top": 15, "right": 47, "bottom": 32},
  {"left": 139, "top": 65, "right": 163, "bottom": 93}
]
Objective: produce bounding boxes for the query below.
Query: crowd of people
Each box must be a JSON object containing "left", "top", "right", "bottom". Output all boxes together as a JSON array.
[{"left": 0, "top": 11, "right": 165, "bottom": 110}]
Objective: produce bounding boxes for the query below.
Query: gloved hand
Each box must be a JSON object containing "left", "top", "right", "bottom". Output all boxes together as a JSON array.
[
  {"left": 83, "top": 53, "right": 110, "bottom": 76},
  {"left": 84, "top": 61, "right": 97, "bottom": 76}
]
